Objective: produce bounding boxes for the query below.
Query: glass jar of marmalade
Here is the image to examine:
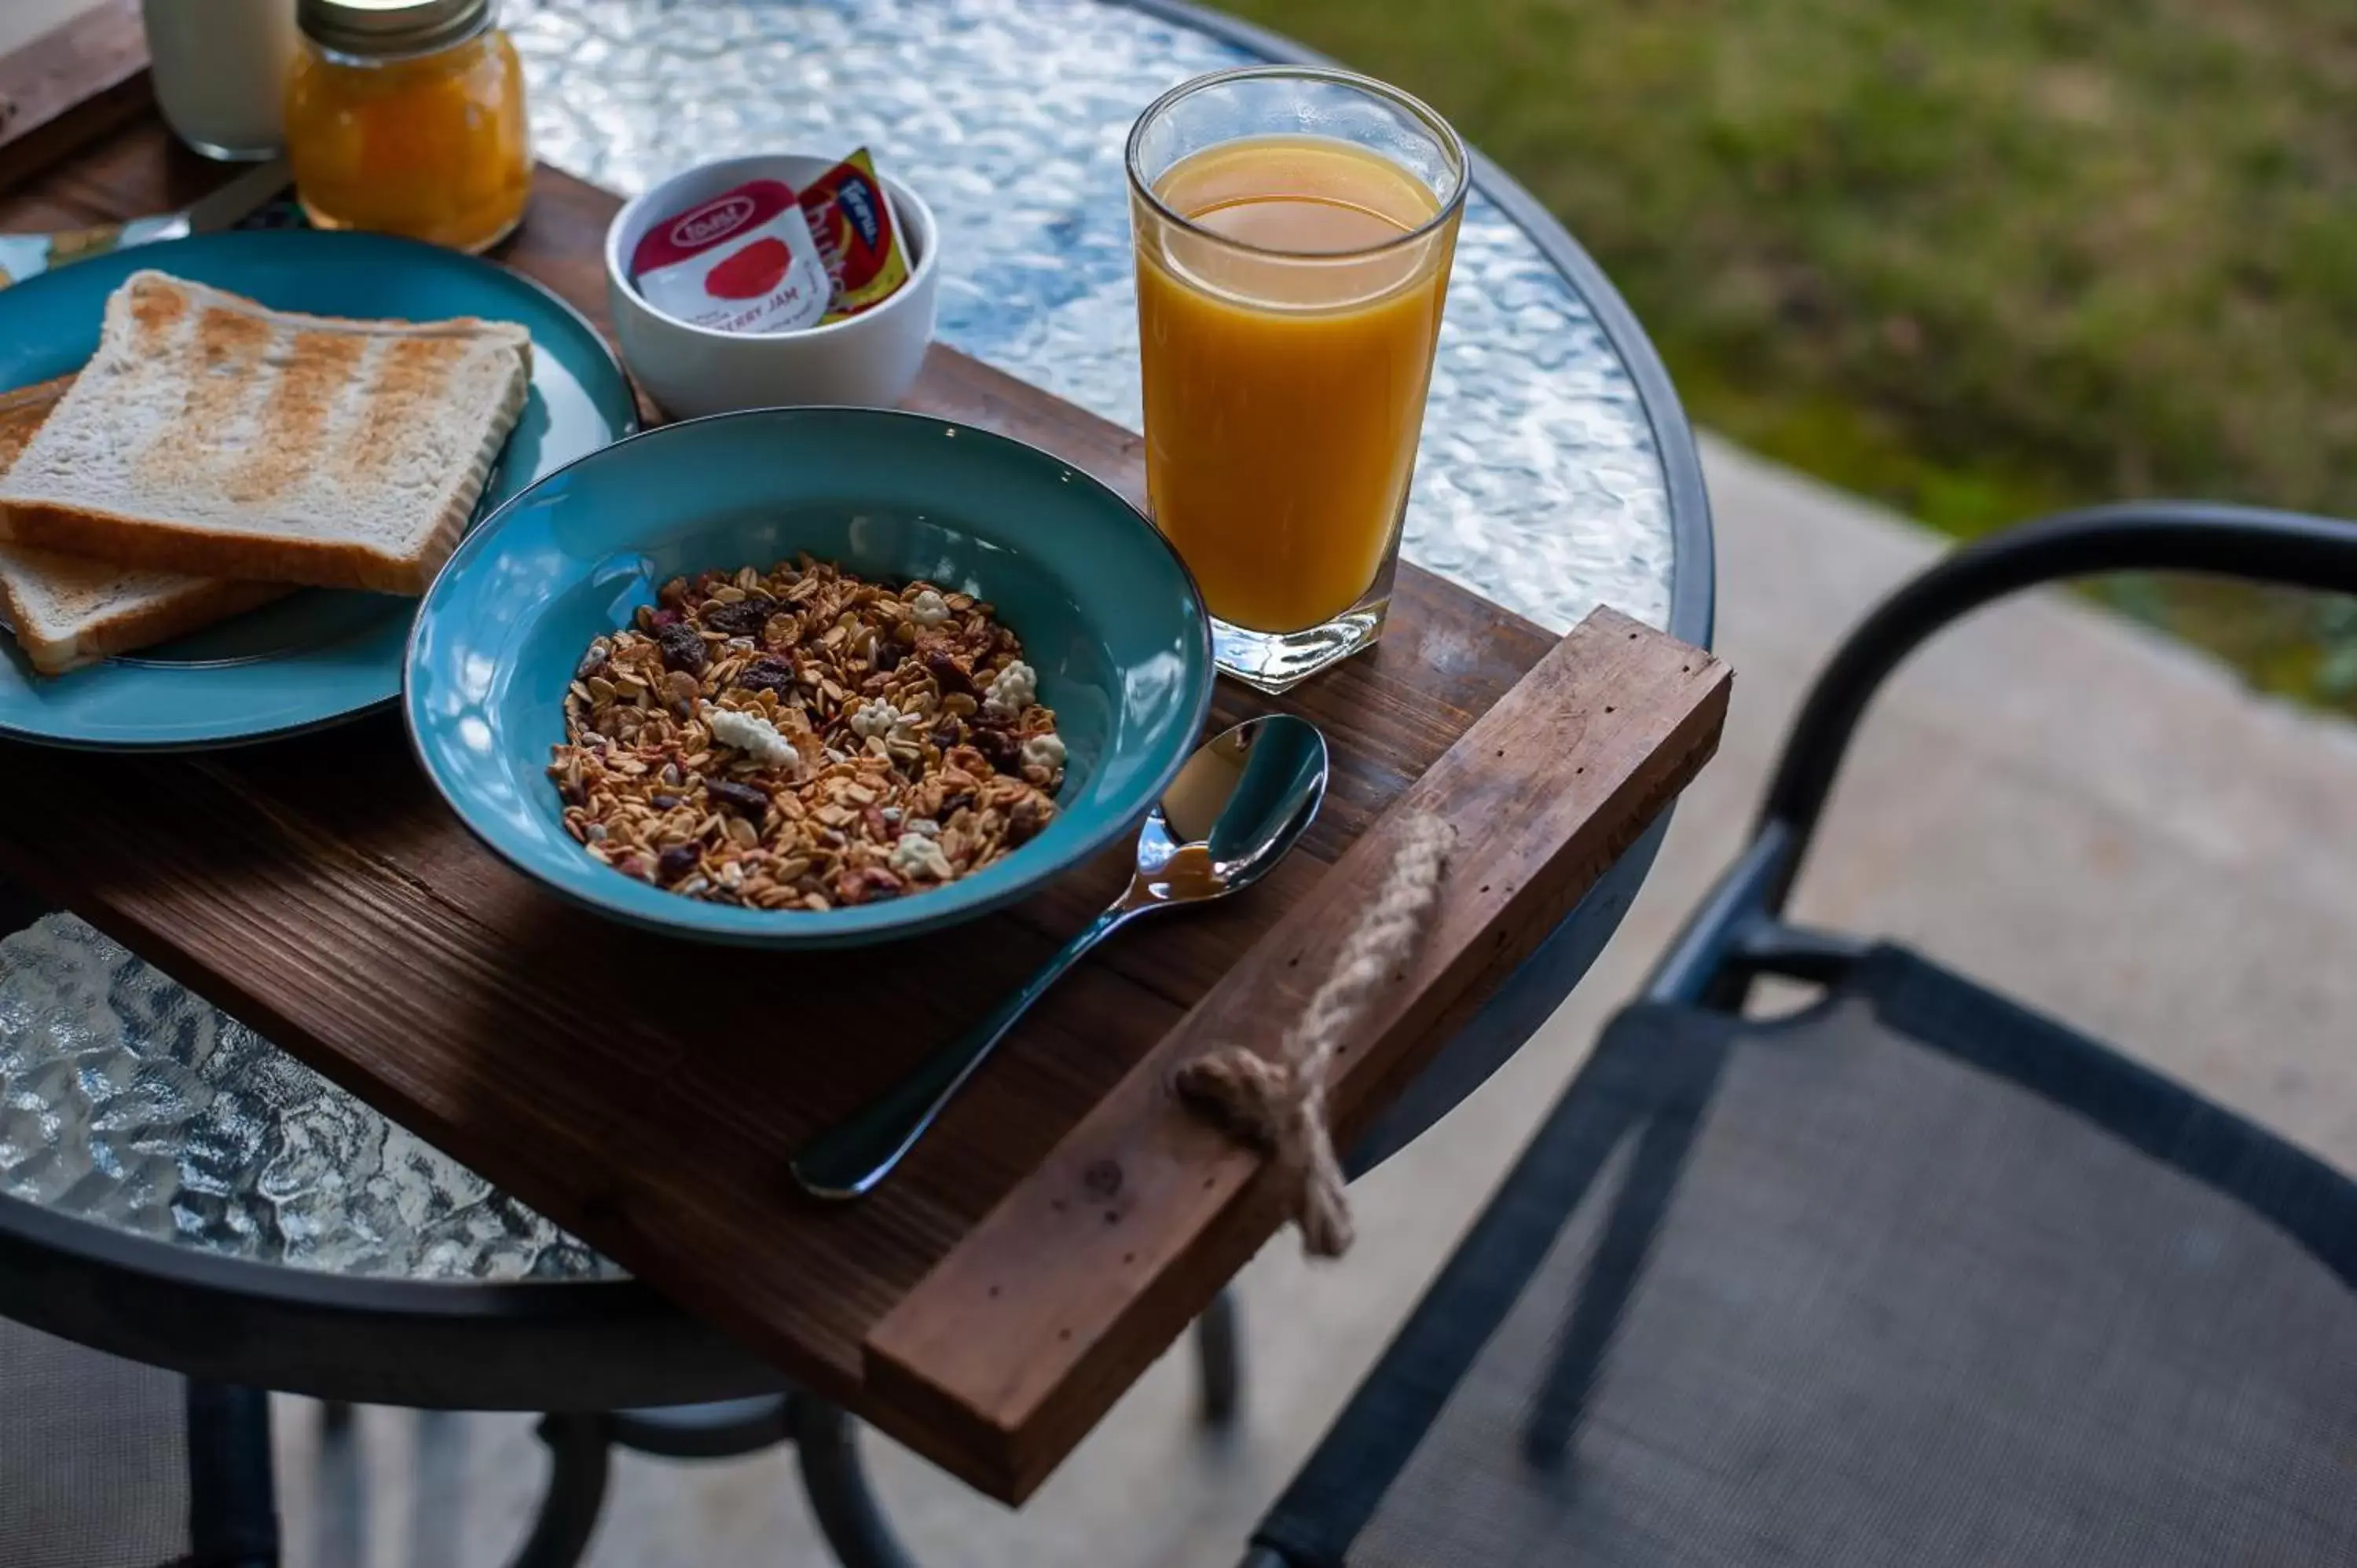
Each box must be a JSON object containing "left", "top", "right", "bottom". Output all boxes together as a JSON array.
[{"left": 285, "top": 0, "right": 531, "bottom": 255}]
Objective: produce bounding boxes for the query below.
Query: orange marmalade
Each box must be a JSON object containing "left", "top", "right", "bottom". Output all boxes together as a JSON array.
[{"left": 286, "top": 0, "right": 531, "bottom": 255}]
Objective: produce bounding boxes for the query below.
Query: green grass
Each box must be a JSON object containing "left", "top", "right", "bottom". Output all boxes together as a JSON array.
[{"left": 1222, "top": 0, "right": 2357, "bottom": 705}]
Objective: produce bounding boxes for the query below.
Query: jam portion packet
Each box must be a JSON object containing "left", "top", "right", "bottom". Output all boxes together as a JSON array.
[
  {"left": 798, "top": 149, "right": 913, "bottom": 324},
  {"left": 629, "top": 178, "right": 833, "bottom": 334}
]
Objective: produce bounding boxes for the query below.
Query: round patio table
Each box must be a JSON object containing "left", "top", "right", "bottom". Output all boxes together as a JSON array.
[{"left": 0, "top": 0, "right": 1711, "bottom": 1559}]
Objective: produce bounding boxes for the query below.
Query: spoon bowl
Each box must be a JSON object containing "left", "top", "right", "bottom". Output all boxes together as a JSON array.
[
  {"left": 792, "top": 713, "right": 1329, "bottom": 1200},
  {"left": 1132, "top": 713, "right": 1328, "bottom": 905}
]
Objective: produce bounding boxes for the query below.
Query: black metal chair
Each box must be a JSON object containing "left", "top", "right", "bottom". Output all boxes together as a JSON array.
[{"left": 1248, "top": 504, "right": 2357, "bottom": 1566}]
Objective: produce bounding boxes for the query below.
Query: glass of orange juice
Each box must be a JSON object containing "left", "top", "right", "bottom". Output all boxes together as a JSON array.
[{"left": 1127, "top": 67, "right": 1468, "bottom": 691}]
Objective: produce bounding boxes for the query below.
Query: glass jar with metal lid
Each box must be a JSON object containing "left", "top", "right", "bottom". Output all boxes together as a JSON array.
[{"left": 284, "top": 0, "right": 531, "bottom": 254}]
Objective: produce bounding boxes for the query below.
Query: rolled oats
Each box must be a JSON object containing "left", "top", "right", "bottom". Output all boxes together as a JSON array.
[{"left": 550, "top": 557, "right": 1067, "bottom": 911}]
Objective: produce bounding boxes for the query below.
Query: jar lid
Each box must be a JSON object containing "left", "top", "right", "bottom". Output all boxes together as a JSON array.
[{"left": 298, "top": 0, "right": 494, "bottom": 57}]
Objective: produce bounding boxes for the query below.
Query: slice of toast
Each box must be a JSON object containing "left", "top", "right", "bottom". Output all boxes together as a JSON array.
[
  {"left": 0, "top": 377, "right": 288, "bottom": 676},
  {"left": 0, "top": 271, "right": 533, "bottom": 595}
]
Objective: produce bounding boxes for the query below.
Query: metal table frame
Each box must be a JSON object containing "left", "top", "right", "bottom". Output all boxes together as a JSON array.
[{"left": 0, "top": 0, "right": 1714, "bottom": 1560}]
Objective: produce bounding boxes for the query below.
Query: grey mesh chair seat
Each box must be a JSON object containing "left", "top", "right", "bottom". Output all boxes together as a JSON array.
[
  {"left": 1249, "top": 505, "right": 2357, "bottom": 1567},
  {"left": 1, "top": 1317, "right": 275, "bottom": 1568},
  {"left": 1255, "top": 945, "right": 2357, "bottom": 1566}
]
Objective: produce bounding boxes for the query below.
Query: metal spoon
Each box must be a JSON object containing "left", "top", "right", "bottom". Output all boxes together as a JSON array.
[{"left": 790, "top": 713, "right": 1330, "bottom": 1201}]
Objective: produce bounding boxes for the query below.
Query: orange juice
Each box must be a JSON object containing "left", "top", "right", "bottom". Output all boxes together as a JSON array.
[{"left": 1135, "top": 135, "right": 1456, "bottom": 633}]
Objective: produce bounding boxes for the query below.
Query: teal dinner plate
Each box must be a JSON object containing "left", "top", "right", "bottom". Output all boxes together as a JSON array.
[
  {"left": 0, "top": 229, "right": 636, "bottom": 749},
  {"left": 405, "top": 408, "right": 1215, "bottom": 948}
]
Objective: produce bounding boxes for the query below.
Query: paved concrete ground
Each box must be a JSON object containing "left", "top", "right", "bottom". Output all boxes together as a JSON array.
[{"left": 255, "top": 437, "right": 2357, "bottom": 1565}]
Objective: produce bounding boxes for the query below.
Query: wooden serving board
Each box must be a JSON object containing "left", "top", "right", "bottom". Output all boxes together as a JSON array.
[{"left": 0, "top": 7, "right": 1729, "bottom": 1502}]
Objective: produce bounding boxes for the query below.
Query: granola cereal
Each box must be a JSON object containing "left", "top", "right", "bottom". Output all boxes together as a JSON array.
[{"left": 549, "top": 557, "right": 1067, "bottom": 910}]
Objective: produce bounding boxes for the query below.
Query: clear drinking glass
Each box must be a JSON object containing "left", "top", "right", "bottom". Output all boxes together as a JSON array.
[
  {"left": 1127, "top": 67, "right": 1468, "bottom": 692},
  {"left": 142, "top": 0, "right": 299, "bottom": 162}
]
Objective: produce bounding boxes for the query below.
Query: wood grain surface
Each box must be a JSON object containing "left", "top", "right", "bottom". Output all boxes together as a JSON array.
[
  {"left": 868, "top": 611, "right": 1729, "bottom": 1497},
  {"left": 0, "top": 0, "right": 148, "bottom": 201},
  {"left": 0, "top": 32, "right": 1729, "bottom": 1501}
]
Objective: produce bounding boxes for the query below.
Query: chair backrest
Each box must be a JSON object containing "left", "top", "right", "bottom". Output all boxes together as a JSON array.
[{"left": 1754, "top": 503, "right": 2357, "bottom": 912}]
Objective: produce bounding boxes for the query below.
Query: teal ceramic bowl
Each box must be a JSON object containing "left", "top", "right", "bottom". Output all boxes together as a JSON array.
[{"left": 405, "top": 408, "right": 1214, "bottom": 948}]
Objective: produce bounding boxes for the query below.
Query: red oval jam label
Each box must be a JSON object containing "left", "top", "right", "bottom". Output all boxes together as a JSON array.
[{"left": 706, "top": 236, "right": 791, "bottom": 300}]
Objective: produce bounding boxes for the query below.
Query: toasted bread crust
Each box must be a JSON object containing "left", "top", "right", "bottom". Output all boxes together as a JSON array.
[
  {"left": 0, "top": 571, "right": 291, "bottom": 675},
  {"left": 0, "top": 376, "right": 70, "bottom": 461},
  {"left": 0, "top": 499, "right": 435, "bottom": 593}
]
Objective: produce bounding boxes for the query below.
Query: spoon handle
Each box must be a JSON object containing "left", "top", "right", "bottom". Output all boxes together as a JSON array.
[{"left": 790, "top": 902, "right": 1142, "bottom": 1200}]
